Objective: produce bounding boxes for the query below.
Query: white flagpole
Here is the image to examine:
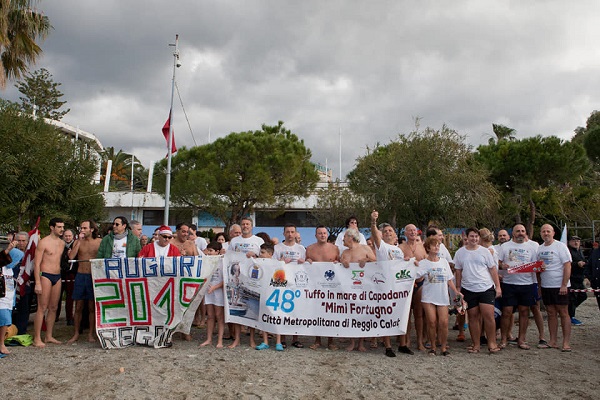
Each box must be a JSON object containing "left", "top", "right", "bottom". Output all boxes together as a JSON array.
[
  {"left": 339, "top": 127, "right": 342, "bottom": 181},
  {"left": 164, "top": 34, "right": 179, "bottom": 226}
]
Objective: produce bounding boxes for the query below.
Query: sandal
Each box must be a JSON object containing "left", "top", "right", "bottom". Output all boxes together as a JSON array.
[
  {"left": 328, "top": 344, "right": 339, "bottom": 351},
  {"left": 309, "top": 343, "right": 320, "bottom": 350},
  {"left": 467, "top": 347, "right": 480, "bottom": 354},
  {"left": 292, "top": 341, "right": 304, "bottom": 348},
  {"left": 488, "top": 346, "right": 501, "bottom": 354},
  {"left": 428, "top": 349, "right": 436, "bottom": 356},
  {"left": 537, "top": 339, "right": 550, "bottom": 349},
  {"left": 456, "top": 334, "right": 465, "bottom": 342},
  {"left": 442, "top": 350, "right": 450, "bottom": 356},
  {"left": 518, "top": 343, "right": 530, "bottom": 350}
]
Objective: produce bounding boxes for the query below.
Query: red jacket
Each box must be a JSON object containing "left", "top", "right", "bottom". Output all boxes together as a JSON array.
[{"left": 138, "top": 243, "right": 181, "bottom": 258}]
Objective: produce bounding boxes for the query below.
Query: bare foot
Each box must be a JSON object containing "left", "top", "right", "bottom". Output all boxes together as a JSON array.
[
  {"left": 67, "top": 335, "right": 79, "bottom": 345},
  {"left": 228, "top": 340, "right": 240, "bottom": 349},
  {"left": 183, "top": 334, "right": 193, "bottom": 341},
  {"left": 0, "top": 345, "right": 11, "bottom": 354},
  {"left": 417, "top": 345, "right": 426, "bottom": 351},
  {"left": 346, "top": 343, "right": 355, "bottom": 352},
  {"left": 33, "top": 340, "right": 46, "bottom": 348},
  {"left": 216, "top": 343, "right": 224, "bottom": 349},
  {"left": 45, "top": 337, "right": 62, "bottom": 345},
  {"left": 87, "top": 336, "right": 96, "bottom": 343},
  {"left": 199, "top": 340, "right": 212, "bottom": 347},
  {"left": 249, "top": 341, "right": 257, "bottom": 348},
  {"left": 357, "top": 345, "right": 367, "bottom": 352}
]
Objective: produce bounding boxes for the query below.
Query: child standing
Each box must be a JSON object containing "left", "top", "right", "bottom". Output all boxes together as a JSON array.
[
  {"left": 200, "top": 242, "right": 225, "bottom": 348},
  {"left": 255, "top": 243, "right": 284, "bottom": 351}
]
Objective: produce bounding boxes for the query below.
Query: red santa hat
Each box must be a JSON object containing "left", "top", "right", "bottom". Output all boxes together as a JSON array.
[{"left": 158, "top": 225, "right": 173, "bottom": 236}]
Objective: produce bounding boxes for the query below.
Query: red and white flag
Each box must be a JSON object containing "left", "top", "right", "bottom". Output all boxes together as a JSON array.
[
  {"left": 162, "top": 112, "right": 177, "bottom": 156},
  {"left": 17, "top": 217, "right": 40, "bottom": 296}
]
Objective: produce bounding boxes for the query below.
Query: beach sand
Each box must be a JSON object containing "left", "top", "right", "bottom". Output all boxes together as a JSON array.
[{"left": 3, "top": 298, "right": 599, "bottom": 400}]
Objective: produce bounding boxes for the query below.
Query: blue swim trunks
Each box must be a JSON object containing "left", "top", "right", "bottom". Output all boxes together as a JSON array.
[{"left": 72, "top": 273, "right": 94, "bottom": 301}]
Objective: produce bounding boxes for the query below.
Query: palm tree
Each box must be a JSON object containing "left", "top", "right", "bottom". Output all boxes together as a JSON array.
[
  {"left": 492, "top": 124, "right": 516, "bottom": 142},
  {"left": 100, "top": 147, "right": 148, "bottom": 191},
  {"left": 0, "top": 0, "right": 51, "bottom": 89}
]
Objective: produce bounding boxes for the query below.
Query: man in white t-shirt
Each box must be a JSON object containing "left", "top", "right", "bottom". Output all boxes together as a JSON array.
[
  {"left": 370, "top": 210, "right": 408, "bottom": 357},
  {"left": 537, "top": 224, "right": 572, "bottom": 351},
  {"left": 229, "top": 218, "right": 264, "bottom": 258},
  {"left": 497, "top": 224, "right": 538, "bottom": 349},
  {"left": 274, "top": 224, "right": 306, "bottom": 263},
  {"left": 227, "top": 217, "right": 264, "bottom": 349},
  {"left": 453, "top": 227, "right": 502, "bottom": 353}
]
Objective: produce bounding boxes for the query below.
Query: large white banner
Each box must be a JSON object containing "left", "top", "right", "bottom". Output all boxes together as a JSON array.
[
  {"left": 223, "top": 253, "right": 416, "bottom": 337},
  {"left": 91, "top": 256, "right": 218, "bottom": 349}
]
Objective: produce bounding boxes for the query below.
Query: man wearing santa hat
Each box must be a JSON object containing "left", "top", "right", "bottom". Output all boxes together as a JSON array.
[{"left": 138, "top": 225, "right": 181, "bottom": 257}]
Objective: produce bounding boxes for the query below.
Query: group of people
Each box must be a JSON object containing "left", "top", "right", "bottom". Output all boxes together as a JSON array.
[{"left": 2, "top": 212, "right": 599, "bottom": 359}]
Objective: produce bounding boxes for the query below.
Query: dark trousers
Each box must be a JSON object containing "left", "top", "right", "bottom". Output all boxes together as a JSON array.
[
  {"left": 568, "top": 286, "right": 587, "bottom": 318},
  {"left": 12, "top": 285, "right": 32, "bottom": 335},
  {"left": 56, "top": 272, "right": 76, "bottom": 322}
]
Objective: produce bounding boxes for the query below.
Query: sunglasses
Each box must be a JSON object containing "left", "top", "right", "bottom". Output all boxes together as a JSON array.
[{"left": 161, "top": 235, "right": 173, "bottom": 239}]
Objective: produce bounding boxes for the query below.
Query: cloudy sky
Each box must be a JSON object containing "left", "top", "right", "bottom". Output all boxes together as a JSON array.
[{"left": 3, "top": 1, "right": 599, "bottom": 178}]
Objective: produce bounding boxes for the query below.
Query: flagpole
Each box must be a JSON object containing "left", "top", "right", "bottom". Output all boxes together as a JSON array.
[{"left": 164, "top": 34, "right": 179, "bottom": 226}]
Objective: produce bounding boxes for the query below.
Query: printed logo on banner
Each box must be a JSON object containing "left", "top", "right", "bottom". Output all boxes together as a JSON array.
[
  {"left": 324, "top": 270, "right": 335, "bottom": 281},
  {"left": 245, "top": 263, "right": 263, "bottom": 289},
  {"left": 351, "top": 270, "right": 364, "bottom": 287},
  {"left": 395, "top": 269, "right": 413, "bottom": 281},
  {"left": 371, "top": 272, "right": 386, "bottom": 284},
  {"left": 294, "top": 271, "right": 309, "bottom": 288},
  {"left": 270, "top": 269, "right": 288, "bottom": 287}
]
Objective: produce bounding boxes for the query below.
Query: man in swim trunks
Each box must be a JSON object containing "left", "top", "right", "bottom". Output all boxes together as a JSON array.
[
  {"left": 33, "top": 218, "right": 66, "bottom": 347},
  {"left": 67, "top": 220, "right": 102, "bottom": 344}
]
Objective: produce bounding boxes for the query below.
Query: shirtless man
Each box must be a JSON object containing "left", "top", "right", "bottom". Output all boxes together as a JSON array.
[
  {"left": 305, "top": 226, "right": 340, "bottom": 350},
  {"left": 172, "top": 223, "right": 200, "bottom": 337},
  {"left": 341, "top": 228, "right": 376, "bottom": 352},
  {"left": 67, "top": 220, "right": 102, "bottom": 344},
  {"left": 306, "top": 226, "right": 340, "bottom": 263},
  {"left": 399, "top": 223, "right": 427, "bottom": 351},
  {"left": 172, "top": 223, "right": 199, "bottom": 257},
  {"left": 33, "top": 218, "right": 66, "bottom": 347}
]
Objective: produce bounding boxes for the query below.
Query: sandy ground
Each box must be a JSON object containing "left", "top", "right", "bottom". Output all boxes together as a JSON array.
[{"left": 2, "top": 297, "right": 599, "bottom": 400}]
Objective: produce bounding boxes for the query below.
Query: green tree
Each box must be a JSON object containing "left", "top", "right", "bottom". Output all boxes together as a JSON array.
[
  {"left": 15, "top": 67, "right": 69, "bottom": 120},
  {"left": 0, "top": 0, "right": 51, "bottom": 88},
  {"left": 583, "top": 126, "right": 600, "bottom": 165},
  {"left": 0, "top": 100, "right": 105, "bottom": 229},
  {"left": 348, "top": 125, "right": 499, "bottom": 229},
  {"left": 154, "top": 121, "right": 320, "bottom": 228},
  {"left": 475, "top": 135, "right": 590, "bottom": 236}
]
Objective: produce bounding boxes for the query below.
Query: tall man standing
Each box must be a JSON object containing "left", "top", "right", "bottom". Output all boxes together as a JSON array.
[
  {"left": 537, "top": 224, "right": 572, "bottom": 352},
  {"left": 306, "top": 226, "right": 340, "bottom": 351},
  {"left": 497, "top": 224, "right": 538, "bottom": 349},
  {"left": 567, "top": 235, "right": 586, "bottom": 325},
  {"left": 370, "top": 211, "right": 406, "bottom": 357},
  {"left": 67, "top": 220, "right": 102, "bottom": 344},
  {"left": 228, "top": 217, "right": 264, "bottom": 348},
  {"left": 33, "top": 218, "right": 65, "bottom": 347}
]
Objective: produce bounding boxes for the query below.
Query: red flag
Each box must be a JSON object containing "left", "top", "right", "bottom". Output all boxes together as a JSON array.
[
  {"left": 162, "top": 112, "right": 177, "bottom": 156},
  {"left": 17, "top": 216, "right": 41, "bottom": 296}
]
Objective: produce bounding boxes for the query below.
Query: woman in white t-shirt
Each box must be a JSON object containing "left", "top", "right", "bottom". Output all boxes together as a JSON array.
[{"left": 416, "top": 236, "right": 461, "bottom": 356}]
